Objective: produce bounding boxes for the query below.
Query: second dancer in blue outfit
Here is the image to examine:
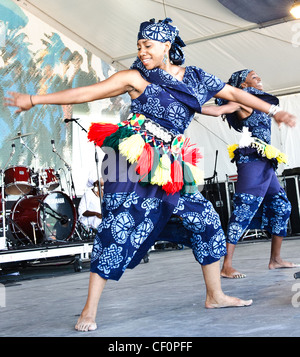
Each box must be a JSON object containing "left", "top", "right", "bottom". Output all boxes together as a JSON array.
[{"left": 203, "top": 69, "right": 298, "bottom": 278}]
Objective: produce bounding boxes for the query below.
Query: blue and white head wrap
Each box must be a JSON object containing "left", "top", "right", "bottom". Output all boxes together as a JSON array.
[
  {"left": 227, "top": 69, "right": 252, "bottom": 88},
  {"left": 215, "top": 68, "right": 279, "bottom": 132},
  {"left": 137, "top": 18, "right": 186, "bottom": 65},
  {"left": 215, "top": 69, "right": 253, "bottom": 107}
]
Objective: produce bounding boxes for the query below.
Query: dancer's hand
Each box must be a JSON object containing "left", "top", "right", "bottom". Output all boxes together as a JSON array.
[
  {"left": 274, "top": 111, "right": 297, "bottom": 128},
  {"left": 4, "top": 92, "right": 34, "bottom": 113}
]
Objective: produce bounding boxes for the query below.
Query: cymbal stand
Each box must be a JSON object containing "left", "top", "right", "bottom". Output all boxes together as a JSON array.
[
  {"left": 19, "top": 136, "right": 38, "bottom": 170},
  {"left": 0, "top": 143, "right": 16, "bottom": 250},
  {"left": 0, "top": 170, "right": 7, "bottom": 250},
  {"left": 51, "top": 142, "right": 76, "bottom": 199}
]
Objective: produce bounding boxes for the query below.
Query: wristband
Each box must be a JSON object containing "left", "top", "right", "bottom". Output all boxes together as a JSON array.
[
  {"left": 29, "top": 95, "right": 35, "bottom": 107},
  {"left": 267, "top": 104, "right": 282, "bottom": 117}
]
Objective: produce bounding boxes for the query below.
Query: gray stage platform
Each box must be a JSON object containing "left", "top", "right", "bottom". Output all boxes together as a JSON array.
[{"left": 0, "top": 237, "right": 300, "bottom": 339}]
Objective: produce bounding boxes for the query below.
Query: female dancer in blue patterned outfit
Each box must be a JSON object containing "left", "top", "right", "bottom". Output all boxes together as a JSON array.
[
  {"left": 5, "top": 19, "right": 296, "bottom": 332},
  {"left": 204, "top": 69, "right": 297, "bottom": 278}
]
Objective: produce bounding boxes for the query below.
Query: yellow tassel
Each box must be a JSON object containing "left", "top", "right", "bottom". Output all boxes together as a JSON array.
[
  {"left": 119, "top": 134, "right": 145, "bottom": 164},
  {"left": 264, "top": 144, "right": 280, "bottom": 160},
  {"left": 277, "top": 152, "right": 288, "bottom": 164},
  {"left": 150, "top": 153, "right": 172, "bottom": 186},
  {"left": 227, "top": 144, "right": 239, "bottom": 160},
  {"left": 184, "top": 162, "right": 204, "bottom": 185}
]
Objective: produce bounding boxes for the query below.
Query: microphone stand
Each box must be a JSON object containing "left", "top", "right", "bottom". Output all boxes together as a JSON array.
[
  {"left": 204, "top": 150, "right": 225, "bottom": 228},
  {"left": 67, "top": 118, "right": 102, "bottom": 209}
]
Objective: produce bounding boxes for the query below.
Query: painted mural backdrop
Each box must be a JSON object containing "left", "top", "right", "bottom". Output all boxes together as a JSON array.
[{"left": 0, "top": 0, "right": 128, "bottom": 194}]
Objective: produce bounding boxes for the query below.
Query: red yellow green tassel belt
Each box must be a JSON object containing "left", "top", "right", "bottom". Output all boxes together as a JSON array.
[
  {"left": 87, "top": 113, "right": 204, "bottom": 194},
  {"left": 228, "top": 138, "right": 287, "bottom": 164}
]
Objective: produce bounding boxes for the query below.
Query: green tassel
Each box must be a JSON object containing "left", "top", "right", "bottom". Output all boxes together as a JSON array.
[
  {"left": 103, "top": 126, "right": 134, "bottom": 150},
  {"left": 181, "top": 161, "right": 197, "bottom": 194}
]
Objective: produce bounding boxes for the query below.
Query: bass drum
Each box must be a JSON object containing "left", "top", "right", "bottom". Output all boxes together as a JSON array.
[{"left": 10, "top": 191, "right": 76, "bottom": 244}]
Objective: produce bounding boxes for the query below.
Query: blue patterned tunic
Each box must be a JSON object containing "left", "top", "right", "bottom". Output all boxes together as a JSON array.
[
  {"left": 225, "top": 88, "right": 291, "bottom": 244},
  {"left": 90, "top": 63, "right": 227, "bottom": 280}
]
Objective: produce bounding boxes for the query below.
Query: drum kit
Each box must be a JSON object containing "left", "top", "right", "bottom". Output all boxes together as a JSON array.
[{"left": 0, "top": 132, "right": 81, "bottom": 249}]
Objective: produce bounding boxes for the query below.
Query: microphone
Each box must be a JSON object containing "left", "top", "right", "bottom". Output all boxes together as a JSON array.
[
  {"left": 51, "top": 139, "right": 56, "bottom": 152},
  {"left": 64, "top": 118, "right": 79, "bottom": 123}
]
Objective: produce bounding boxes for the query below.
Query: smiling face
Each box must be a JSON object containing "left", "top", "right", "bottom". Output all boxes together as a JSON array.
[
  {"left": 241, "top": 71, "right": 263, "bottom": 90},
  {"left": 137, "top": 39, "right": 171, "bottom": 70}
]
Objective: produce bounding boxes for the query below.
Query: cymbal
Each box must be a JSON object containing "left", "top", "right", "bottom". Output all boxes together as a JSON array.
[{"left": 7, "top": 132, "right": 34, "bottom": 141}]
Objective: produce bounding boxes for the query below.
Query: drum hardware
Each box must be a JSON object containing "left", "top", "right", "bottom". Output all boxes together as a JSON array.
[
  {"left": 8, "top": 132, "right": 34, "bottom": 141},
  {"left": 3, "top": 143, "right": 16, "bottom": 168},
  {"left": 3, "top": 132, "right": 39, "bottom": 196},
  {"left": 37, "top": 199, "right": 70, "bottom": 227},
  {"left": 202, "top": 150, "right": 226, "bottom": 229},
  {"left": 11, "top": 132, "right": 38, "bottom": 170},
  {"left": 6, "top": 215, "right": 34, "bottom": 245},
  {"left": 31, "top": 222, "right": 37, "bottom": 245},
  {"left": 73, "top": 220, "right": 97, "bottom": 241},
  {"left": 9, "top": 191, "right": 77, "bottom": 245},
  {"left": 0, "top": 129, "right": 97, "bottom": 250},
  {"left": 1, "top": 143, "right": 16, "bottom": 249},
  {"left": 0, "top": 171, "right": 7, "bottom": 250},
  {"left": 51, "top": 139, "right": 76, "bottom": 199},
  {"left": 66, "top": 118, "right": 103, "bottom": 210}
]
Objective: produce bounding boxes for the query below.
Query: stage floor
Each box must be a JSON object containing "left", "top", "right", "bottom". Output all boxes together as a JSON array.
[{"left": 0, "top": 237, "right": 300, "bottom": 339}]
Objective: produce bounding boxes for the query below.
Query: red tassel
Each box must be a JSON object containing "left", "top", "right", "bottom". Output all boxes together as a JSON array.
[
  {"left": 87, "top": 122, "right": 119, "bottom": 147},
  {"left": 181, "top": 138, "right": 203, "bottom": 166},
  {"left": 162, "top": 159, "right": 183, "bottom": 194},
  {"left": 136, "top": 142, "right": 154, "bottom": 179}
]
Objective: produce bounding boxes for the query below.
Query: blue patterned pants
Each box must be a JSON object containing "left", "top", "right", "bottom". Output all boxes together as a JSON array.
[
  {"left": 227, "top": 159, "right": 291, "bottom": 244},
  {"left": 90, "top": 191, "right": 226, "bottom": 281}
]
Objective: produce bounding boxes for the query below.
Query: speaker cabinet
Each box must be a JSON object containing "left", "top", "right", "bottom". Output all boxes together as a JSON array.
[{"left": 282, "top": 175, "right": 300, "bottom": 235}]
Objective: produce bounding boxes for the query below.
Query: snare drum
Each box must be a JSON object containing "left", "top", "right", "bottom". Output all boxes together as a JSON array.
[
  {"left": 4, "top": 166, "right": 32, "bottom": 195},
  {"left": 10, "top": 191, "right": 76, "bottom": 244}
]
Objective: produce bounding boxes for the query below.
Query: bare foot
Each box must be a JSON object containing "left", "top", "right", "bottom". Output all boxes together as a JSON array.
[
  {"left": 205, "top": 294, "right": 252, "bottom": 309},
  {"left": 269, "top": 259, "right": 300, "bottom": 270},
  {"left": 75, "top": 314, "right": 97, "bottom": 332},
  {"left": 221, "top": 266, "right": 246, "bottom": 279}
]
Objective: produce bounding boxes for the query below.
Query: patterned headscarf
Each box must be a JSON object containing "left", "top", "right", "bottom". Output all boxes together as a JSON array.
[
  {"left": 137, "top": 18, "right": 186, "bottom": 65},
  {"left": 215, "top": 69, "right": 253, "bottom": 107},
  {"left": 227, "top": 69, "right": 252, "bottom": 88},
  {"left": 215, "top": 68, "right": 279, "bottom": 132}
]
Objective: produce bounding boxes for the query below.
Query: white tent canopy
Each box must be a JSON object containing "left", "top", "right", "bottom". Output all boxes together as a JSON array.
[
  {"left": 14, "top": 0, "right": 300, "bottom": 191},
  {"left": 15, "top": 0, "right": 300, "bottom": 95}
]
